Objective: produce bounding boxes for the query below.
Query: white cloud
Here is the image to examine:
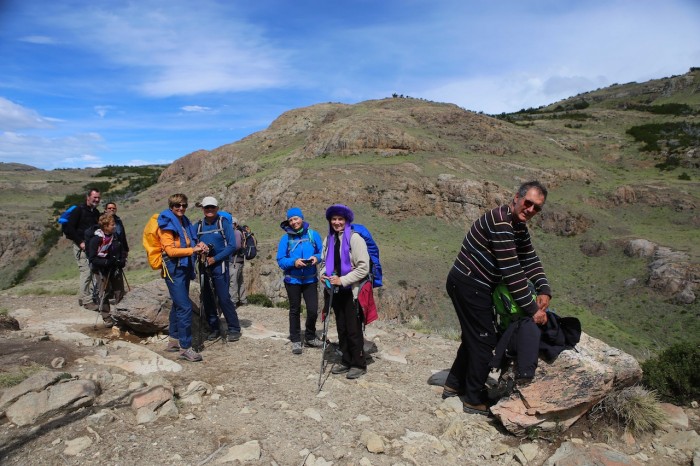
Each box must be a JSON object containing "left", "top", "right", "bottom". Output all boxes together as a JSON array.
[
  {"left": 0, "top": 131, "right": 106, "bottom": 169},
  {"left": 0, "top": 97, "right": 54, "bottom": 130},
  {"left": 94, "top": 106, "right": 114, "bottom": 118},
  {"left": 47, "top": 1, "right": 292, "bottom": 97},
  {"left": 181, "top": 105, "right": 211, "bottom": 113},
  {"left": 18, "top": 35, "right": 56, "bottom": 45}
]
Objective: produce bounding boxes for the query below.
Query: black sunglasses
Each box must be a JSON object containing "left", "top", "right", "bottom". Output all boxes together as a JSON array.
[
  {"left": 203, "top": 205, "right": 217, "bottom": 209},
  {"left": 172, "top": 203, "right": 188, "bottom": 209},
  {"left": 523, "top": 199, "right": 543, "bottom": 213}
]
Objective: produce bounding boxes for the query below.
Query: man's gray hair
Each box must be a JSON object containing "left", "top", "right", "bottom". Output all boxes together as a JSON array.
[{"left": 517, "top": 181, "right": 548, "bottom": 200}]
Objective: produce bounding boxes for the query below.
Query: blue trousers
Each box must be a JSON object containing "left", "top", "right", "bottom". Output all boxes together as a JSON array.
[
  {"left": 166, "top": 266, "right": 194, "bottom": 350},
  {"left": 202, "top": 263, "right": 240, "bottom": 333}
]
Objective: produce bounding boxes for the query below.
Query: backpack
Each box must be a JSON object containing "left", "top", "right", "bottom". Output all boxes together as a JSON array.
[
  {"left": 142, "top": 214, "right": 163, "bottom": 270},
  {"left": 492, "top": 282, "right": 536, "bottom": 331},
  {"left": 350, "top": 224, "right": 383, "bottom": 288},
  {"left": 57, "top": 205, "right": 78, "bottom": 236},
  {"left": 286, "top": 228, "right": 319, "bottom": 256},
  {"left": 242, "top": 228, "right": 257, "bottom": 260},
  {"left": 195, "top": 216, "right": 229, "bottom": 248}
]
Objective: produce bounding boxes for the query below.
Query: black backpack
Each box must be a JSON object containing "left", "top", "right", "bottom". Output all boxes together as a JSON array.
[{"left": 241, "top": 228, "right": 257, "bottom": 260}]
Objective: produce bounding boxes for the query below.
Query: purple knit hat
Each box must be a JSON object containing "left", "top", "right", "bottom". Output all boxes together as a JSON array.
[{"left": 325, "top": 204, "right": 354, "bottom": 223}]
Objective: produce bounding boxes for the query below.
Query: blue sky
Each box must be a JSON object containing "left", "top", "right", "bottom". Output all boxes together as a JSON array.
[{"left": 1, "top": 0, "right": 699, "bottom": 169}]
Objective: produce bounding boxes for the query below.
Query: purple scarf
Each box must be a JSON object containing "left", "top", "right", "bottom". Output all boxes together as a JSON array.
[{"left": 325, "top": 224, "right": 353, "bottom": 279}]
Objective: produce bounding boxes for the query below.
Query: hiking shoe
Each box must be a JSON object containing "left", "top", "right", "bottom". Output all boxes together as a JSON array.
[
  {"left": 83, "top": 303, "right": 98, "bottom": 311},
  {"left": 228, "top": 331, "right": 241, "bottom": 342},
  {"left": 441, "top": 385, "right": 463, "bottom": 399},
  {"left": 304, "top": 338, "right": 323, "bottom": 348},
  {"left": 179, "top": 348, "right": 203, "bottom": 362},
  {"left": 515, "top": 377, "right": 534, "bottom": 388},
  {"left": 207, "top": 330, "right": 220, "bottom": 341},
  {"left": 103, "top": 318, "right": 115, "bottom": 328},
  {"left": 292, "top": 342, "right": 303, "bottom": 354},
  {"left": 331, "top": 364, "right": 350, "bottom": 375},
  {"left": 166, "top": 340, "right": 180, "bottom": 352},
  {"left": 463, "top": 402, "right": 490, "bottom": 416},
  {"left": 346, "top": 367, "right": 366, "bottom": 379}
]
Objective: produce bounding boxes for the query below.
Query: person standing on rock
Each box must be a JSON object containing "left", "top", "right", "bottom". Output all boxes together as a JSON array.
[
  {"left": 104, "top": 202, "right": 129, "bottom": 261},
  {"left": 320, "top": 204, "right": 370, "bottom": 379},
  {"left": 86, "top": 212, "right": 126, "bottom": 328},
  {"left": 196, "top": 196, "right": 242, "bottom": 343},
  {"left": 276, "top": 207, "right": 324, "bottom": 354},
  {"left": 444, "top": 180, "right": 552, "bottom": 415},
  {"left": 229, "top": 217, "right": 248, "bottom": 306},
  {"left": 64, "top": 187, "right": 101, "bottom": 310},
  {"left": 158, "top": 194, "right": 209, "bottom": 362}
]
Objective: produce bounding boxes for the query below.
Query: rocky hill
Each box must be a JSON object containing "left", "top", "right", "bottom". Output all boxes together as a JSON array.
[{"left": 1, "top": 70, "right": 699, "bottom": 358}]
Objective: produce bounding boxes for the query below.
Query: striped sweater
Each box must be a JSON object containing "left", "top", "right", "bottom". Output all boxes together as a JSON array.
[{"left": 449, "top": 204, "right": 551, "bottom": 316}]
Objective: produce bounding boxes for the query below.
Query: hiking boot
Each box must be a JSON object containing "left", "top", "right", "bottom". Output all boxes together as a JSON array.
[
  {"left": 103, "top": 318, "right": 115, "bottom": 328},
  {"left": 331, "top": 364, "right": 350, "bottom": 374},
  {"left": 207, "top": 330, "right": 220, "bottom": 341},
  {"left": 179, "top": 348, "right": 203, "bottom": 362},
  {"left": 441, "top": 385, "right": 463, "bottom": 399},
  {"left": 346, "top": 367, "right": 366, "bottom": 379},
  {"left": 515, "top": 377, "right": 534, "bottom": 388},
  {"left": 166, "top": 340, "right": 180, "bottom": 353},
  {"left": 228, "top": 331, "right": 241, "bottom": 342},
  {"left": 463, "top": 402, "right": 490, "bottom": 416},
  {"left": 83, "top": 303, "right": 98, "bottom": 311},
  {"left": 291, "top": 342, "right": 303, "bottom": 354},
  {"left": 304, "top": 338, "right": 323, "bottom": 348}
]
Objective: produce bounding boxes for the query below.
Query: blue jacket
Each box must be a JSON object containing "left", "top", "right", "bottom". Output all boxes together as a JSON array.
[
  {"left": 276, "top": 221, "right": 322, "bottom": 285},
  {"left": 158, "top": 209, "right": 199, "bottom": 279},
  {"left": 196, "top": 215, "right": 237, "bottom": 266}
]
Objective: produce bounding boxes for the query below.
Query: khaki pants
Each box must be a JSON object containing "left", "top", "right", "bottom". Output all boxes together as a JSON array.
[{"left": 74, "top": 244, "right": 93, "bottom": 305}]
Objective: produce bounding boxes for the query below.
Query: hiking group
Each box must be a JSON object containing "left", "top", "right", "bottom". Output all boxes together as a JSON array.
[
  {"left": 62, "top": 189, "right": 128, "bottom": 328},
  {"left": 64, "top": 180, "right": 579, "bottom": 398}
]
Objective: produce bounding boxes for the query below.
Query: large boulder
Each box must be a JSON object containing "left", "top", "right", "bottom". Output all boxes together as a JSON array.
[
  {"left": 112, "top": 279, "right": 202, "bottom": 334},
  {"left": 490, "top": 333, "right": 642, "bottom": 436}
]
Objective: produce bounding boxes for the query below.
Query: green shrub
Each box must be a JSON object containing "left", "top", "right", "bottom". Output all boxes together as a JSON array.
[
  {"left": 678, "top": 172, "right": 691, "bottom": 180},
  {"left": 248, "top": 294, "right": 274, "bottom": 307},
  {"left": 642, "top": 341, "right": 700, "bottom": 404}
]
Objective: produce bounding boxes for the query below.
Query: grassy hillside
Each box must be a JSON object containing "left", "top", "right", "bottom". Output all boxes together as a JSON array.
[{"left": 4, "top": 71, "right": 699, "bottom": 359}]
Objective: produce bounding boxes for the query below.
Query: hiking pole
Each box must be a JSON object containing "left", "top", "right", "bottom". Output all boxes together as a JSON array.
[
  {"left": 194, "top": 254, "right": 207, "bottom": 352},
  {"left": 317, "top": 283, "right": 337, "bottom": 393},
  {"left": 120, "top": 267, "right": 131, "bottom": 292},
  {"left": 93, "top": 268, "right": 112, "bottom": 330},
  {"left": 204, "top": 258, "right": 227, "bottom": 344}
]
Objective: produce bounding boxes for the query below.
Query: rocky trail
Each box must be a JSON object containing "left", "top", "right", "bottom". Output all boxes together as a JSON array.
[{"left": 0, "top": 293, "right": 698, "bottom": 465}]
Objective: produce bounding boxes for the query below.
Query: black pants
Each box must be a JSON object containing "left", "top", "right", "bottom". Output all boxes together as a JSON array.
[
  {"left": 285, "top": 282, "right": 319, "bottom": 343},
  {"left": 445, "top": 275, "right": 497, "bottom": 405},
  {"left": 330, "top": 288, "right": 366, "bottom": 369}
]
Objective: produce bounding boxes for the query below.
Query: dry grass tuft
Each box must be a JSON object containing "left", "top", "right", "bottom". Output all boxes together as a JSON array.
[{"left": 591, "top": 385, "right": 667, "bottom": 435}]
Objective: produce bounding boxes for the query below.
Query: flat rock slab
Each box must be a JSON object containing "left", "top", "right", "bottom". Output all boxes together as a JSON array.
[{"left": 83, "top": 340, "right": 182, "bottom": 374}]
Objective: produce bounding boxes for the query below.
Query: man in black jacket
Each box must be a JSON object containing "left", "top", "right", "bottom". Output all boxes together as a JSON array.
[{"left": 63, "top": 188, "right": 101, "bottom": 309}]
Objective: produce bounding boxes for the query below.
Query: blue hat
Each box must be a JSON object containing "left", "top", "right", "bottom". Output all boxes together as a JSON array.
[
  {"left": 325, "top": 204, "right": 354, "bottom": 223},
  {"left": 286, "top": 207, "right": 304, "bottom": 220}
]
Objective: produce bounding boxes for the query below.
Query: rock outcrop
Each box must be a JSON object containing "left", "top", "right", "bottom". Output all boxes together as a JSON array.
[{"left": 490, "top": 333, "right": 642, "bottom": 436}]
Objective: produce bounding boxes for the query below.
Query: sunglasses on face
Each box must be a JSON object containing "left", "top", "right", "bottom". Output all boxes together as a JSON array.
[
  {"left": 203, "top": 205, "right": 217, "bottom": 209},
  {"left": 172, "top": 203, "right": 188, "bottom": 209},
  {"left": 523, "top": 199, "right": 543, "bottom": 213}
]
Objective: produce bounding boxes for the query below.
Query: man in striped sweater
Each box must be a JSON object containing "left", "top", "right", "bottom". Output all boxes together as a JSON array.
[{"left": 444, "top": 180, "right": 552, "bottom": 416}]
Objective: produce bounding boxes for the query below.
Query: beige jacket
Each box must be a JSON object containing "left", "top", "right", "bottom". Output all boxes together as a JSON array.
[{"left": 321, "top": 231, "right": 370, "bottom": 298}]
